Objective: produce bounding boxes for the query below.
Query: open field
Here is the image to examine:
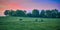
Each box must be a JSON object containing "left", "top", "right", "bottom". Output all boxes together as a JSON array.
[{"left": 0, "top": 16, "right": 60, "bottom": 30}]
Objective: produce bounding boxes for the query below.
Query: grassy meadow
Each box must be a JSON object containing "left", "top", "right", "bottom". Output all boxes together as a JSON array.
[{"left": 0, "top": 16, "right": 60, "bottom": 30}]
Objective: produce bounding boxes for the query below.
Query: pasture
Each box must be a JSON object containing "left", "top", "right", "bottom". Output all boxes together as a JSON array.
[{"left": 0, "top": 16, "right": 60, "bottom": 30}]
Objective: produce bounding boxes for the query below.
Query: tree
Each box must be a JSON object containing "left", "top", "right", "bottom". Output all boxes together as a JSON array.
[
  {"left": 4, "top": 10, "right": 10, "bottom": 16},
  {"left": 51, "top": 9, "right": 58, "bottom": 18},
  {"left": 15, "top": 10, "right": 26, "bottom": 17},
  {"left": 58, "top": 12, "right": 60, "bottom": 18},
  {"left": 27, "top": 13, "right": 32, "bottom": 17},
  {"left": 45, "top": 10, "right": 52, "bottom": 18},
  {"left": 23, "top": 10, "right": 27, "bottom": 17},
  {"left": 32, "top": 9, "right": 39, "bottom": 17},
  {"left": 9, "top": 10, "right": 16, "bottom": 16},
  {"left": 40, "top": 10, "right": 45, "bottom": 18}
]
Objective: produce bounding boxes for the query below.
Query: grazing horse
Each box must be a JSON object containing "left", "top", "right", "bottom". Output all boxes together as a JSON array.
[
  {"left": 19, "top": 19, "right": 23, "bottom": 21},
  {"left": 41, "top": 19, "right": 43, "bottom": 22},
  {"left": 35, "top": 19, "right": 38, "bottom": 22}
]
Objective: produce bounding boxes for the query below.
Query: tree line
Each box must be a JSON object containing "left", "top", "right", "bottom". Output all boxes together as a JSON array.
[{"left": 4, "top": 9, "right": 60, "bottom": 18}]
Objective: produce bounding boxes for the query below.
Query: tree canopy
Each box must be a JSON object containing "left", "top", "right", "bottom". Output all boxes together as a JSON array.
[{"left": 4, "top": 9, "right": 60, "bottom": 18}]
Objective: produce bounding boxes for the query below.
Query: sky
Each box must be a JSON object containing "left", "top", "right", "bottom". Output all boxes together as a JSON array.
[{"left": 0, "top": 0, "right": 60, "bottom": 16}]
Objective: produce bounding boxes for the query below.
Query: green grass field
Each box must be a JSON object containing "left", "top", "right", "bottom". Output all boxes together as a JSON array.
[{"left": 0, "top": 16, "right": 60, "bottom": 30}]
